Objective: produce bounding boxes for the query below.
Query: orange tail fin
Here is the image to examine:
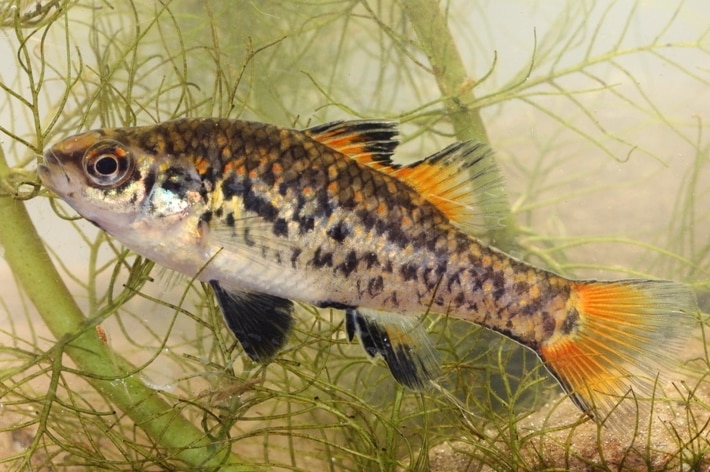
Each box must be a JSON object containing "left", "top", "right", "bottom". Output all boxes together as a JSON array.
[{"left": 539, "top": 280, "right": 697, "bottom": 423}]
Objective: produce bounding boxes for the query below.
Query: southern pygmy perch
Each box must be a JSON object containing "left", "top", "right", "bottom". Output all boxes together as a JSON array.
[{"left": 38, "top": 118, "right": 698, "bottom": 422}]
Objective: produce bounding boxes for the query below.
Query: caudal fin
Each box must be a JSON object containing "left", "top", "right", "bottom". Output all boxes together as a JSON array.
[{"left": 539, "top": 279, "right": 697, "bottom": 423}]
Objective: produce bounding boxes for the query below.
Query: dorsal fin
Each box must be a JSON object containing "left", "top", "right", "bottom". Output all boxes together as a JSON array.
[
  {"left": 305, "top": 120, "right": 399, "bottom": 166},
  {"left": 392, "top": 141, "right": 508, "bottom": 234},
  {"left": 306, "top": 120, "right": 508, "bottom": 234}
]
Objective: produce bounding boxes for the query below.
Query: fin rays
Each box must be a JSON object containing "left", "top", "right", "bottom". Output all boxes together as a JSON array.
[
  {"left": 306, "top": 120, "right": 509, "bottom": 235},
  {"left": 210, "top": 280, "right": 295, "bottom": 361},
  {"left": 540, "top": 279, "right": 697, "bottom": 422},
  {"left": 345, "top": 307, "right": 440, "bottom": 389},
  {"left": 207, "top": 213, "right": 300, "bottom": 271},
  {"left": 305, "top": 120, "right": 399, "bottom": 166},
  {"left": 390, "top": 141, "right": 508, "bottom": 233}
]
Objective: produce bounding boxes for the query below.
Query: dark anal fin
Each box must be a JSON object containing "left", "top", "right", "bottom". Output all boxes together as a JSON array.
[
  {"left": 345, "top": 307, "right": 440, "bottom": 389},
  {"left": 210, "top": 280, "right": 294, "bottom": 362}
]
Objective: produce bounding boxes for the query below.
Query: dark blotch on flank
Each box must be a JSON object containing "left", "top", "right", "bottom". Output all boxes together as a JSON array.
[
  {"left": 386, "top": 224, "right": 409, "bottom": 249},
  {"left": 336, "top": 250, "right": 358, "bottom": 277},
  {"left": 400, "top": 264, "right": 418, "bottom": 282},
  {"left": 363, "top": 252, "right": 379, "bottom": 269},
  {"left": 357, "top": 209, "right": 377, "bottom": 232},
  {"left": 200, "top": 210, "right": 213, "bottom": 224},
  {"left": 561, "top": 307, "right": 580, "bottom": 334},
  {"left": 541, "top": 313, "right": 556, "bottom": 337},
  {"left": 298, "top": 216, "right": 315, "bottom": 233},
  {"left": 244, "top": 191, "right": 279, "bottom": 221},
  {"left": 311, "top": 247, "right": 333, "bottom": 269},
  {"left": 367, "top": 276, "right": 384, "bottom": 297},
  {"left": 327, "top": 221, "right": 350, "bottom": 243},
  {"left": 290, "top": 248, "right": 302, "bottom": 268},
  {"left": 273, "top": 218, "right": 288, "bottom": 237},
  {"left": 222, "top": 176, "right": 250, "bottom": 200}
]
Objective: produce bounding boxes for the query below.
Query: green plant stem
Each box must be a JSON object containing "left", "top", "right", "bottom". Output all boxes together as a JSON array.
[
  {"left": 398, "top": 0, "right": 517, "bottom": 250},
  {"left": 398, "top": 0, "right": 488, "bottom": 143},
  {"left": 0, "top": 152, "right": 256, "bottom": 470}
]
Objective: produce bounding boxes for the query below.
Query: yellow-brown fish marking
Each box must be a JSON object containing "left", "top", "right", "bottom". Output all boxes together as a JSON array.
[{"left": 38, "top": 117, "right": 698, "bottom": 422}]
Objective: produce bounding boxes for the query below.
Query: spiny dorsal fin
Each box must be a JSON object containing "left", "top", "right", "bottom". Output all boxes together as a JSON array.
[
  {"left": 305, "top": 120, "right": 399, "bottom": 166},
  {"left": 391, "top": 141, "right": 508, "bottom": 234},
  {"left": 345, "top": 307, "right": 440, "bottom": 389},
  {"left": 210, "top": 281, "right": 294, "bottom": 362}
]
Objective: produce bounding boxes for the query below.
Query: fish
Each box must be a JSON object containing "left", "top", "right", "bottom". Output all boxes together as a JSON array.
[{"left": 37, "top": 117, "right": 698, "bottom": 421}]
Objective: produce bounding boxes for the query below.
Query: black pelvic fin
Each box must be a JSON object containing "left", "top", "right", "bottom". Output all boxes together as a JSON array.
[
  {"left": 210, "top": 280, "right": 294, "bottom": 362},
  {"left": 345, "top": 307, "right": 440, "bottom": 389}
]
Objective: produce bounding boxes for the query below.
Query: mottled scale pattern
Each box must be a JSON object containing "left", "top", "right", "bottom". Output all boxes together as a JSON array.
[{"left": 97, "top": 118, "right": 576, "bottom": 349}]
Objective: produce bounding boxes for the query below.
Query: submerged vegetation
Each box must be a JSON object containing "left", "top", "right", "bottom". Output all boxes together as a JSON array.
[{"left": 0, "top": 0, "right": 708, "bottom": 470}]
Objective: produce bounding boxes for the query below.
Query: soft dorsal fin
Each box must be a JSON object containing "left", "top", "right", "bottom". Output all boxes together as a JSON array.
[
  {"left": 388, "top": 141, "right": 508, "bottom": 233},
  {"left": 305, "top": 120, "right": 399, "bottom": 166},
  {"left": 345, "top": 307, "right": 440, "bottom": 389}
]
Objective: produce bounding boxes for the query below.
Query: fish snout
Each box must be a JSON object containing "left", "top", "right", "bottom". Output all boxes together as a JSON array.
[{"left": 37, "top": 150, "right": 76, "bottom": 195}]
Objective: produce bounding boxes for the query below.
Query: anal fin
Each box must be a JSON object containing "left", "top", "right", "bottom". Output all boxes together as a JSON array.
[
  {"left": 345, "top": 307, "right": 440, "bottom": 389},
  {"left": 210, "top": 280, "right": 294, "bottom": 362}
]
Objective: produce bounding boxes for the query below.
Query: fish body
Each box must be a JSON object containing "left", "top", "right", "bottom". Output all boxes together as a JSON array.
[{"left": 38, "top": 117, "right": 697, "bottom": 420}]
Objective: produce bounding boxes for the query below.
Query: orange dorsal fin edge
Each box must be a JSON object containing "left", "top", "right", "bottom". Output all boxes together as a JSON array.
[
  {"left": 389, "top": 141, "right": 507, "bottom": 233},
  {"left": 306, "top": 120, "right": 508, "bottom": 234}
]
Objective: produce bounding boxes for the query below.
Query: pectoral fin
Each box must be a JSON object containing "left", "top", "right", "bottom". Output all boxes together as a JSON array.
[
  {"left": 210, "top": 280, "right": 294, "bottom": 362},
  {"left": 345, "top": 307, "right": 440, "bottom": 389}
]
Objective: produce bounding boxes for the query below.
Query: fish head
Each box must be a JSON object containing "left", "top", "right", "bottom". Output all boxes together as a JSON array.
[{"left": 38, "top": 128, "right": 201, "bottom": 235}]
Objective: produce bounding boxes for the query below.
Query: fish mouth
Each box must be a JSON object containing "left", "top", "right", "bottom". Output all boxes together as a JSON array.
[
  {"left": 43, "top": 151, "right": 60, "bottom": 166},
  {"left": 37, "top": 150, "right": 73, "bottom": 195},
  {"left": 37, "top": 152, "right": 57, "bottom": 179}
]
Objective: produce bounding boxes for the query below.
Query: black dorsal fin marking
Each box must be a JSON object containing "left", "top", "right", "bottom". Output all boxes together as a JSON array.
[
  {"left": 345, "top": 307, "right": 440, "bottom": 389},
  {"left": 210, "top": 280, "right": 294, "bottom": 362},
  {"left": 304, "top": 120, "right": 400, "bottom": 166}
]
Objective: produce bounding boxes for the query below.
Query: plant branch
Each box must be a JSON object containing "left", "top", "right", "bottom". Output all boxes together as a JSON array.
[{"left": 398, "top": 0, "right": 517, "bottom": 249}]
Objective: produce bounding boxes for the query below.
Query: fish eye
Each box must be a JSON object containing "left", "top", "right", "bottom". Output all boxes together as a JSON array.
[{"left": 84, "top": 140, "right": 134, "bottom": 187}]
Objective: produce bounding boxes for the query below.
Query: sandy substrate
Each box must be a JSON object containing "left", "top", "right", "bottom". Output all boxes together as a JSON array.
[{"left": 426, "top": 334, "right": 710, "bottom": 471}]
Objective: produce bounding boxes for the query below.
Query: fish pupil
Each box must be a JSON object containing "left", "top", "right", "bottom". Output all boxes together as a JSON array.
[{"left": 94, "top": 155, "right": 119, "bottom": 176}]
